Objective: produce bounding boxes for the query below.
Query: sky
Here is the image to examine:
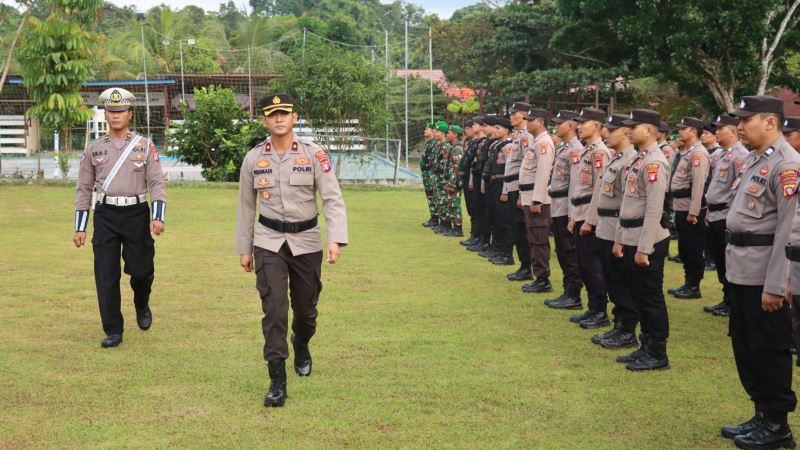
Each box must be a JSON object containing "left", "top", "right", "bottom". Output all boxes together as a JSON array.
[{"left": 100, "top": 0, "right": 478, "bottom": 19}]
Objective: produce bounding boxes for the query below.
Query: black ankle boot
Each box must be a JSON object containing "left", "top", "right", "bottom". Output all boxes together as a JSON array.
[
  {"left": 734, "top": 419, "right": 794, "bottom": 449},
  {"left": 264, "top": 359, "right": 287, "bottom": 407},
  {"left": 291, "top": 334, "right": 312, "bottom": 377},
  {"left": 616, "top": 333, "right": 647, "bottom": 363},
  {"left": 626, "top": 339, "right": 670, "bottom": 371}
]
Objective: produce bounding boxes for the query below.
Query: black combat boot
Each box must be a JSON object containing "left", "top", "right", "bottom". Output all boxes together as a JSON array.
[
  {"left": 600, "top": 323, "right": 638, "bottom": 349},
  {"left": 522, "top": 276, "right": 553, "bottom": 293},
  {"left": 616, "top": 333, "right": 647, "bottom": 363},
  {"left": 135, "top": 306, "right": 152, "bottom": 331},
  {"left": 264, "top": 359, "right": 287, "bottom": 407},
  {"left": 291, "top": 334, "right": 312, "bottom": 377},
  {"left": 721, "top": 411, "right": 765, "bottom": 439},
  {"left": 667, "top": 283, "right": 687, "bottom": 295},
  {"left": 673, "top": 285, "right": 702, "bottom": 299},
  {"left": 491, "top": 254, "right": 515, "bottom": 265},
  {"left": 507, "top": 267, "right": 533, "bottom": 281},
  {"left": 703, "top": 301, "right": 726, "bottom": 313},
  {"left": 570, "top": 309, "right": 593, "bottom": 324},
  {"left": 734, "top": 419, "right": 794, "bottom": 449},
  {"left": 469, "top": 242, "right": 490, "bottom": 252},
  {"left": 548, "top": 286, "right": 582, "bottom": 310},
  {"left": 592, "top": 320, "right": 621, "bottom": 345},
  {"left": 445, "top": 225, "right": 464, "bottom": 237},
  {"left": 712, "top": 304, "right": 730, "bottom": 317},
  {"left": 460, "top": 236, "right": 479, "bottom": 247},
  {"left": 101, "top": 334, "right": 122, "bottom": 348},
  {"left": 626, "top": 339, "right": 670, "bottom": 371},
  {"left": 422, "top": 216, "right": 437, "bottom": 227},
  {"left": 579, "top": 311, "right": 610, "bottom": 329}
]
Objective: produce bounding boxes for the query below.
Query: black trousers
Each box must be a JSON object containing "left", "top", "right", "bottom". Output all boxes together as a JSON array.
[
  {"left": 600, "top": 238, "right": 638, "bottom": 327},
  {"left": 730, "top": 285, "right": 796, "bottom": 421},
  {"left": 254, "top": 244, "right": 323, "bottom": 362},
  {"left": 91, "top": 202, "right": 154, "bottom": 336},
  {"left": 489, "top": 182, "right": 512, "bottom": 254},
  {"left": 706, "top": 218, "right": 730, "bottom": 303},
  {"left": 551, "top": 215, "right": 582, "bottom": 292},
  {"left": 675, "top": 210, "right": 706, "bottom": 286},
  {"left": 574, "top": 221, "right": 608, "bottom": 312},
  {"left": 463, "top": 176, "right": 482, "bottom": 238},
  {"left": 482, "top": 181, "right": 495, "bottom": 245},
  {"left": 508, "top": 191, "right": 531, "bottom": 267},
  {"left": 623, "top": 239, "right": 669, "bottom": 341}
]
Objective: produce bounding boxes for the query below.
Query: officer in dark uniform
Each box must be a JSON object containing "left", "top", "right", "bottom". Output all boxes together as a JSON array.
[
  {"left": 236, "top": 93, "right": 348, "bottom": 408},
  {"left": 467, "top": 117, "right": 492, "bottom": 252},
  {"left": 459, "top": 120, "right": 480, "bottom": 245},
  {"left": 484, "top": 117, "right": 515, "bottom": 265},
  {"left": 73, "top": 88, "right": 167, "bottom": 348},
  {"left": 479, "top": 117, "right": 503, "bottom": 259},
  {"left": 720, "top": 96, "right": 797, "bottom": 449}
]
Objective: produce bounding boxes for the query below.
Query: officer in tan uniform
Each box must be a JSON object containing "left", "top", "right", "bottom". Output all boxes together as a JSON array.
[
  {"left": 236, "top": 93, "right": 348, "bottom": 408},
  {"left": 584, "top": 114, "right": 639, "bottom": 349},
  {"left": 505, "top": 102, "right": 533, "bottom": 280},
  {"left": 519, "top": 108, "right": 555, "bottom": 293},
  {"left": 73, "top": 88, "right": 166, "bottom": 349},
  {"left": 571, "top": 107, "right": 613, "bottom": 329},
  {"left": 786, "top": 117, "right": 800, "bottom": 366},
  {"left": 546, "top": 111, "right": 584, "bottom": 309},
  {"left": 668, "top": 117, "right": 710, "bottom": 299},
  {"left": 720, "top": 96, "right": 797, "bottom": 449},
  {"left": 658, "top": 122, "right": 676, "bottom": 168},
  {"left": 611, "top": 109, "right": 671, "bottom": 371},
  {"left": 785, "top": 117, "right": 800, "bottom": 151},
  {"left": 702, "top": 114, "right": 748, "bottom": 317}
]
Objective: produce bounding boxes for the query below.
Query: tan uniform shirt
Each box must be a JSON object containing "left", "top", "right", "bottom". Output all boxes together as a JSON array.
[
  {"left": 551, "top": 137, "right": 582, "bottom": 218},
  {"left": 585, "top": 145, "right": 637, "bottom": 241},
  {"left": 75, "top": 132, "right": 166, "bottom": 211},
  {"left": 726, "top": 136, "right": 800, "bottom": 295},
  {"left": 235, "top": 136, "right": 348, "bottom": 256},
  {"left": 502, "top": 128, "right": 530, "bottom": 194},
  {"left": 519, "top": 130, "right": 555, "bottom": 206},
  {"left": 569, "top": 139, "right": 612, "bottom": 222},
  {"left": 670, "top": 143, "right": 710, "bottom": 215},
  {"left": 705, "top": 141, "right": 749, "bottom": 222},
  {"left": 614, "top": 141, "right": 671, "bottom": 254}
]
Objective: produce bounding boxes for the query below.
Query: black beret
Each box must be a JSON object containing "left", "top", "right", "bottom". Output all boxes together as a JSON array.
[
  {"left": 483, "top": 116, "right": 498, "bottom": 126},
  {"left": 495, "top": 117, "right": 513, "bottom": 131},
  {"left": 659, "top": 122, "right": 670, "bottom": 133},
  {"left": 703, "top": 122, "right": 717, "bottom": 133}
]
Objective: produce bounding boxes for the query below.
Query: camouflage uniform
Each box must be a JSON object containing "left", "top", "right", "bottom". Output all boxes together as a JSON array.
[
  {"left": 420, "top": 137, "right": 437, "bottom": 219},
  {"left": 445, "top": 141, "right": 464, "bottom": 227}
]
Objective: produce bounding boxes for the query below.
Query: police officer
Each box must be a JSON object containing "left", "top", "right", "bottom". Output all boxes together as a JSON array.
[
  {"left": 611, "top": 109, "right": 671, "bottom": 371},
  {"left": 477, "top": 117, "right": 500, "bottom": 257},
  {"left": 785, "top": 116, "right": 800, "bottom": 151},
  {"left": 658, "top": 122, "right": 676, "bottom": 168},
  {"left": 467, "top": 117, "right": 491, "bottom": 251},
  {"left": 459, "top": 120, "right": 480, "bottom": 244},
  {"left": 73, "top": 88, "right": 166, "bottom": 348},
  {"left": 236, "top": 93, "right": 348, "bottom": 408},
  {"left": 702, "top": 122, "right": 724, "bottom": 272},
  {"left": 570, "top": 108, "right": 612, "bottom": 329},
  {"left": 668, "top": 117, "right": 710, "bottom": 299},
  {"left": 702, "top": 114, "right": 748, "bottom": 317},
  {"left": 519, "top": 108, "right": 555, "bottom": 293},
  {"left": 584, "top": 114, "right": 639, "bottom": 349},
  {"left": 505, "top": 102, "right": 534, "bottom": 279},
  {"left": 421, "top": 123, "right": 437, "bottom": 227},
  {"left": 485, "top": 118, "right": 515, "bottom": 265},
  {"left": 786, "top": 116, "right": 800, "bottom": 367},
  {"left": 546, "top": 111, "right": 584, "bottom": 309},
  {"left": 720, "top": 95, "right": 797, "bottom": 449}
]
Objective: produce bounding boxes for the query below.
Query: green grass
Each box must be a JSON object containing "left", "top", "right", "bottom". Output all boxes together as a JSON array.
[{"left": 0, "top": 184, "right": 793, "bottom": 448}]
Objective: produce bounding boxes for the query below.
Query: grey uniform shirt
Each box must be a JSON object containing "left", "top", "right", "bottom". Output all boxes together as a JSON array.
[
  {"left": 235, "top": 136, "right": 349, "bottom": 256},
  {"left": 725, "top": 135, "right": 800, "bottom": 296},
  {"left": 705, "top": 141, "right": 749, "bottom": 222},
  {"left": 670, "top": 143, "right": 710, "bottom": 215},
  {"left": 614, "top": 141, "right": 671, "bottom": 254},
  {"left": 519, "top": 130, "right": 555, "bottom": 206},
  {"left": 569, "top": 139, "right": 612, "bottom": 222},
  {"left": 75, "top": 132, "right": 166, "bottom": 211},
  {"left": 502, "top": 128, "right": 531, "bottom": 195},
  {"left": 551, "top": 137, "right": 582, "bottom": 218},
  {"left": 659, "top": 142, "right": 676, "bottom": 171},
  {"left": 585, "top": 145, "right": 637, "bottom": 241}
]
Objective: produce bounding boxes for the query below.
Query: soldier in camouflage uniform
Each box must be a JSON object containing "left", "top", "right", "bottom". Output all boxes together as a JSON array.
[
  {"left": 421, "top": 123, "right": 437, "bottom": 227},
  {"left": 432, "top": 121, "right": 451, "bottom": 234},
  {"left": 443, "top": 125, "right": 465, "bottom": 237}
]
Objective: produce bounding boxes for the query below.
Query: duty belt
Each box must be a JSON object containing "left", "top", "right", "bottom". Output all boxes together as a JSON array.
[
  {"left": 597, "top": 208, "right": 619, "bottom": 217},
  {"left": 786, "top": 245, "right": 800, "bottom": 262},
  {"left": 707, "top": 202, "right": 728, "bottom": 212},
  {"left": 548, "top": 189, "right": 568, "bottom": 198},
  {"left": 725, "top": 231, "right": 774, "bottom": 247},
  {"left": 259, "top": 215, "right": 318, "bottom": 233},
  {"left": 570, "top": 195, "right": 592, "bottom": 206},
  {"left": 671, "top": 188, "right": 691, "bottom": 198},
  {"left": 503, "top": 174, "right": 519, "bottom": 183},
  {"left": 519, "top": 183, "right": 534, "bottom": 192},
  {"left": 97, "top": 193, "right": 147, "bottom": 207},
  {"left": 619, "top": 217, "right": 644, "bottom": 228}
]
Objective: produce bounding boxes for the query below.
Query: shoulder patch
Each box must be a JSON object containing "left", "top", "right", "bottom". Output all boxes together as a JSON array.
[
  {"left": 594, "top": 152, "right": 604, "bottom": 169},
  {"left": 780, "top": 168, "right": 798, "bottom": 198},
  {"left": 646, "top": 163, "right": 660, "bottom": 183},
  {"left": 692, "top": 152, "right": 701, "bottom": 166}
]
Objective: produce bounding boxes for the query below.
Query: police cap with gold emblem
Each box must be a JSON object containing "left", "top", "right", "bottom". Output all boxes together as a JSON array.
[
  {"left": 260, "top": 93, "right": 294, "bottom": 116},
  {"left": 99, "top": 88, "right": 135, "bottom": 112}
]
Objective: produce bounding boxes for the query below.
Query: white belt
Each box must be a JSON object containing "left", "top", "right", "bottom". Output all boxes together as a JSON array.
[{"left": 98, "top": 193, "right": 147, "bottom": 207}]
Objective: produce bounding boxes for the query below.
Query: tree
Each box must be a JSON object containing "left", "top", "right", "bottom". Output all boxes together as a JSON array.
[
  {"left": 17, "top": 0, "right": 102, "bottom": 179},
  {"left": 270, "top": 45, "right": 392, "bottom": 176},
  {"left": 0, "top": 1, "right": 34, "bottom": 96},
  {"left": 170, "top": 85, "right": 267, "bottom": 181}
]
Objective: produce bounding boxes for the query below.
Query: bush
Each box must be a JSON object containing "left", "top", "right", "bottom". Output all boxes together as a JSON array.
[{"left": 170, "top": 86, "right": 267, "bottom": 182}]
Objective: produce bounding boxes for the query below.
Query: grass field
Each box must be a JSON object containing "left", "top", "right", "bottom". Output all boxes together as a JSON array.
[{"left": 0, "top": 184, "right": 796, "bottom": 449}]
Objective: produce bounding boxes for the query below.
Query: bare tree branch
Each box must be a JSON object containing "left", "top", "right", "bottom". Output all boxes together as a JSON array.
[
  {"left": 555, "top": 51, "right": 610, "bottom": 66},
  {"left": 758, "top": 0, "right": 800, "bottom": 94}
]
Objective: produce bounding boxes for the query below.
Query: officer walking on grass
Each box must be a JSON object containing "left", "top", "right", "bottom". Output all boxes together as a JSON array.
[
  {"left": 236, "top": 93, "right": 348, "bottom": 408},
  {"left": 73, "top": 87, "right": 166, "bottom": 349}
]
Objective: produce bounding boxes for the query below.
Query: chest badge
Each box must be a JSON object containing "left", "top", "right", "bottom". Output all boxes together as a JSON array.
[
  {"left": 258, "top": 178, "right": 270, "bottom": 187},
  {"left": 760, "top": 166, "right": 769, "bottom": 176},
  {"left": 262, "top": 191, "right": 270, "bottom": 199},
  {"left": 256, "top": 160, "right": 270, "bottom": 168},
  {"left": 296, "top": 157, "right": 310, "bottom": 165},
  {"left": 746, "top": 199, "right": 756, "bottom": 210}
]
